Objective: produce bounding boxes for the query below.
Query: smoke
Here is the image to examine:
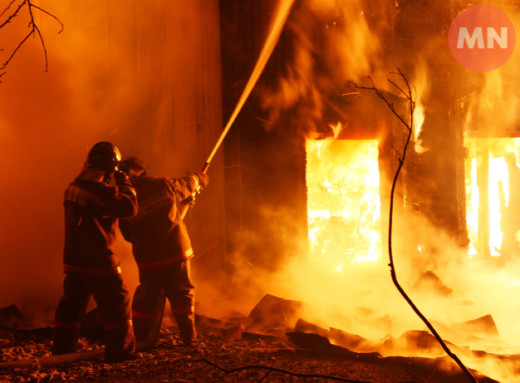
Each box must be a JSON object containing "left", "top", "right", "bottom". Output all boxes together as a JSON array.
[
  {"left": 221, "top": 170, "right": 519, "bottom": 345},
  {"left": 212, "top": 1, "right": 520, "bottom": 381},
  {"left": 216, "top": 172, "right": 520, "bottom": 380},
  {"left": 2, "top": 1, "right": 520, "bottom": 379},
  {"left": 258, "top": 0, "right": 388, "bottom": 136},
  {"left": 0, "top": 3, "right": 80, "bottom": 317},
  {"left": 459, "top": 2, "right": 520, "bottom": 137},
  {"left": 0, "top": 0, "right": 223, "bottom": 321}
]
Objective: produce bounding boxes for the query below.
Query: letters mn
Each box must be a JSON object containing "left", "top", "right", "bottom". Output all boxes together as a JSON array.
[{"left": 457, "top": 27, "right": 508, "bottom": 49}]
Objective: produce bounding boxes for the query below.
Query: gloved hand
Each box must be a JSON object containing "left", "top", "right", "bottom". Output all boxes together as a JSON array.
[
  {"left": 196, "top": 172, "right": 209, "bottom": 188},
  {"left": 113, "top": 170, "right": 130, "bottom": 185}
]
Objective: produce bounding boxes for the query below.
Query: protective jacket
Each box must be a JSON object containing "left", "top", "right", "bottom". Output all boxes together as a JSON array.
[
  {"left": 119, "top": 172, "right": 207, "bottom": 344},
  {"left": 119, "top": 173, "right": 204, "bottom": 268},
  {"left": 53, "top": 173, "right": 138, "bottom": 360},
  {"left": 63, "top": 176, "right": 137, "bottom": 274}
]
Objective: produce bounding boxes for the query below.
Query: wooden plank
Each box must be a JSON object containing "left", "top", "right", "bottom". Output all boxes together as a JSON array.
[{"left": 0, "top": 349, "right": 104, "bottom": 370}]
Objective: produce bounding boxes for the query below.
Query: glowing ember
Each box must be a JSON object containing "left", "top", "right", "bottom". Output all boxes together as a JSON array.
[
  {"left": 306, "top": 137, "right": 381, "bottom": 266},
  {"left": 465, "top": 137, "right": 520, "bottom": 258}
]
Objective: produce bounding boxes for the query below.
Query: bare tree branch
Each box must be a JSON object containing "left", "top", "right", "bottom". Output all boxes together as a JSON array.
[
  {"left": 0, "top": 0, "right": 27, "bottom": 29},
  {"left": 1, "top": 28, "right": 32, "bottom": 71},
  {"left": 0, "top": 0, "right": 63, "bottom": 77},
  {"left": 176, "top": 336, "right": 375, "bottom": 383},
  {"left": 387, "top": 79, "right": 408, "bottom": 100},
  {"left": 26, "top": 1, "right": 49, "bottom": 71},
  {"left": 349, "top": 70, "right": 479, "bottom": 383},
  {"left": 0, "top": 0, "right": 18, "bottom": 19},
  {"left": 30, "top": 3, "right": 63, "bottom": 32},
  {"left": 389, "top": 143, "right": 402, "bottom": 159},
  {"left": 348, "top": 75, "right": 411, "bottom": 134},
  {"left": 0, "top": 0, "right": 25, "bottom": 30}
]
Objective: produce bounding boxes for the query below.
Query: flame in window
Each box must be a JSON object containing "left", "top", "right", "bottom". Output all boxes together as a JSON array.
[
  {"left": 306, "top": 137, "right": 381, "bottom": 268},
  {"left": 465, "top": 137, "right": 520, "bottom": 258}
]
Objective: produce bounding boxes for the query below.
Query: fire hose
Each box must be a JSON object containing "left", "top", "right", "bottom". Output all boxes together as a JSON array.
[{"left": 179, "top": 0, "right": 295, "bottom": 218}]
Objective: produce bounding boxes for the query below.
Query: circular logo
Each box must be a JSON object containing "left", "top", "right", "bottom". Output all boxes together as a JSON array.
[{"left": 448, "top": 5, "right": 516, "bottom": 72}]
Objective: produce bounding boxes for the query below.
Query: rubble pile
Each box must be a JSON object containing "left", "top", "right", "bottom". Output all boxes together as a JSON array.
[{"left": 0, "top": 299, "right": 512, "bottom": 382}]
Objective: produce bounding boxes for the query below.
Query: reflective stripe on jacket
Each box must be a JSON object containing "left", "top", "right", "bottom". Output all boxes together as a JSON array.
[
  {"left": 119, "top": 174, "right": 201, "bottom": 265},
  {"left": 63, "top": 177, "right": 137, "bottom": 270}
]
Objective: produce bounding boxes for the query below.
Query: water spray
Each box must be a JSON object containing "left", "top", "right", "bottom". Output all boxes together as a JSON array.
[
  {"left": 181, "top": 0, "right": 295, "bottom": 217},
  {"left": 201, "top": 0, "right": 294, "bottom": 173}
]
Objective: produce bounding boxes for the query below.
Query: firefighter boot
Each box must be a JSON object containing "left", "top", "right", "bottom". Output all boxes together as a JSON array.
[
  {"left": 174, "top": 313, "right": 196, "bottom": 345},
  {"left": 51, "top": 327, "right": 80, "bottom": 355},
  {"left": 104, "top": 326, "right": 136, "bottom": 363}
]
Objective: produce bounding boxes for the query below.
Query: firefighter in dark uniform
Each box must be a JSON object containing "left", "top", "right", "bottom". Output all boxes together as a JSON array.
[
  {"left": 118, "top": 157, "right": 208, "bottom": 345},
  {"left": 52, "top": 142, "right": 138, "bottom": 362}
]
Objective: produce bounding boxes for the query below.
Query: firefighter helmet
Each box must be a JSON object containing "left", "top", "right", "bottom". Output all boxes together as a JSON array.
[
  {"left": 85, "top": 142, "right": 122, "bottom": 173},
  {"left": 118, "top": 156, "right": 149, "bottom": 175}
]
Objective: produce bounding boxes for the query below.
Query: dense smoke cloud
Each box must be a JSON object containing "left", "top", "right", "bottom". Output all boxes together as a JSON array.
[
  {"left": 258, "top": 0, "right": 389, "bottom": 136},
  {"left": 221, "top": 1, "right": 520, "bottom": 380},
  {"left": 0, "top": 1, "right": 223, "bottom": 321},
  {"left": 2, "top": 1, "right": 520, "bottom": 380}
]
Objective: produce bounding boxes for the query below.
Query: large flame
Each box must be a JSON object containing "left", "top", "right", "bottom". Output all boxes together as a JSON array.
[
  {"left": 412, "top": 63, "right": 429, "bottom": 154},
  {"left": 465, "top": 137, "right": 520, "bottom": 258},
  {"left": 306, "top": 134, "right": 381, "bottom": 268},
  {"left": 413, "top": 103, "right": 426, "bottom": 153}
]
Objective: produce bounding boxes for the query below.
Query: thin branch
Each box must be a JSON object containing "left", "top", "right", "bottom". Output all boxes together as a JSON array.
[
  {"left": 0, "top": 29, "right": 32, "bottom": 70},
  {"left": 348, "top": 77, "right": 411, "bottom": 132},
  {"left": 257, "top": 368, "right": 273, "bottom": 382},
  {"left": 0, "top": 0, "right": 63, "bottom": 73},
  {"left": 387, "top": 79, "right": 408, "bottom": 99},
  {"left": 30, "top": 4, "right": 64, "bottom": 33},
  {"left": 26, "top": 0, "right": 48, "bottom": 72},
  {"left": 349, "top": 70, "right": 478, "bottom": 383},
  {"left": 389, "top": 143, "right": 403, "bottom": 160},
  {"left": 0, "top": 0, "right": 18, "bottom": 19},
  {"left": 0, "top": 0, "right": 25, "bottom": 30},
  {"left": 169, "top": 336, "right": 375, "bottom": 383}
]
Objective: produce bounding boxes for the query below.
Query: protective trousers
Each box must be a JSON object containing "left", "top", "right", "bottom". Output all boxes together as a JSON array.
[
  {"left": 52, "top": 273, "right": 135, "bottom": 360},
  {"left": 132, "top": 260, "right": 195, "bottom": 344}
]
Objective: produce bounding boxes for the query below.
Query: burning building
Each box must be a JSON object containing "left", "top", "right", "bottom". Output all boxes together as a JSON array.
[
  {"left": 2, "top": 0, "right": 520, "bottom": 381},
  {"left": 220, "top": 0, "right": 520, "bottom": 379}
]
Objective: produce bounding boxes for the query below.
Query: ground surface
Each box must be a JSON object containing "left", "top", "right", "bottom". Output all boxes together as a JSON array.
[{"left": 0, "top": 324, "right": 501, "bottom": 383}]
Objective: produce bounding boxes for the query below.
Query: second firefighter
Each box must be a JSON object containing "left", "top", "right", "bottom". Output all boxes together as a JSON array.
[{"left": 118, "top": 157, "right": 209, "bottom": 345}]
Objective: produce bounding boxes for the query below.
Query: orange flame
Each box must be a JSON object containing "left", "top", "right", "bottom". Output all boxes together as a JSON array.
[
  {"left": 306, "top": 135, "right": 381, "bottom": 268},
  {"left": 465, "top": 137, "right": 520, "bottom": 258}
]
